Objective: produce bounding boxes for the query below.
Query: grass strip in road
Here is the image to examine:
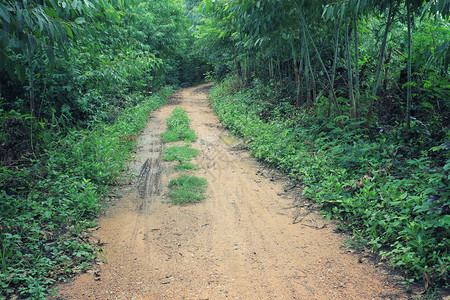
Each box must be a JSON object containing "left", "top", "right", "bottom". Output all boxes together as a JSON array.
[
  {"left": 163, "top": 145, "right": 200, "bottom": 171},
  {"left": 163, "top": 145, "right": 199, "bottom": 163},
  {"left": 162, "top": 107, "right": 197, "bottom": 142},
  {"left": 174, "top": 162, "right": 199, "bottom": 171},
  {"left": 167, "top": 175, "right": 207, "bottom": 204}
]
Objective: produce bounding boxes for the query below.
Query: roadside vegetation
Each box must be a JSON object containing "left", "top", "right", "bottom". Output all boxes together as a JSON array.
[
  {"left": 0, "top": 0, "right": 207, "bottom": 298},
  {"left": 1, "top": 0, "right": 448, "bottom": 297},
  {"left": 211, "top": 80, "right": 448, "bottom": 290},
  {"left": 0, "top": 87, "right": 172, "bottom": 298},
  {"left": 197, "top": 0, "right": 449, "bottom": 291}
]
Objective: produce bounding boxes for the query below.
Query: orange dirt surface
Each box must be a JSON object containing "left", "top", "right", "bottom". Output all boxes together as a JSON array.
[{"left": 55, "top": 84, "right": 408, "bottom": 299}]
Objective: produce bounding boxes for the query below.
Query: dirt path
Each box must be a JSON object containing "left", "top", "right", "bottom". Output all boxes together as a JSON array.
[{"left": 56, "top": 84, "right": 407, "bottom": 299}]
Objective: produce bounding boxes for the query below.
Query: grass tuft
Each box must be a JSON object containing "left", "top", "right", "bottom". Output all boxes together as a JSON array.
[
  {"left": 162, "top": 107, "right": 197, "bottom": 142},
  {"left": 163, "top": 145, "right": 199, "bottom": 162},
  {"left": 167, "top": 175, "right": 207, "bottom": 204},
  {"left": 174, "top": 162, "right": 199, "bottom": 171}
]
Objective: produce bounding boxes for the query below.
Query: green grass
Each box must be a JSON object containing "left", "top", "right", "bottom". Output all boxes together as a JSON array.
[
  {"left": 167, "top": 175, "right": 207, "bottom": 204},
  {"left": 162, "top": 107, "right": 197, "bottom": 142},
  {"left": 162, "top": 128, "right": 197, "bottom": 143},
  {"left": 163, "top": 145, "right": 199, "bottom": 162},
  {"left": 174, "top": 162, "right": 199, "bottom": 171}
]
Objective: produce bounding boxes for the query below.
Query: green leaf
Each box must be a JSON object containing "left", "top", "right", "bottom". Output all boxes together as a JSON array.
[
  {"left": 15, "top": 64, "right": 26, "bottom": 83},
  {"left": 0, "top": 4, "right": 10, "bottom": 22},
  {"left": 44, "top": 210, "right": 52, "bottom": 218},
  {"left": 45, "top": 46, "right": 55, "bottom": 65},
  {"left": 27, "top": 34, "right": 37, "bottom": 52},
  {"left": 48, "top": 22, "right": 55, "bottom": 39},
  {"left": 74, "top": 17, "right": 86, "bottom": 25},
  {"left": 439, "top": 215, "right": 450, "bottom": 227},
  {"left": 64, "top": 24, "right": 74, "bottom": 39}
]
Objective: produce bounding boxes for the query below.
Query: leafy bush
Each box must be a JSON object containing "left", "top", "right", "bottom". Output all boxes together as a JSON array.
[{"left": 210, "top": 79, "right": 449, "bottom": 288}]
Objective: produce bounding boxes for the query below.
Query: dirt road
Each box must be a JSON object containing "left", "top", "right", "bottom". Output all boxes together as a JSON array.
[{"left": 56, "top": 84, "right": 407, "bottom": 299}]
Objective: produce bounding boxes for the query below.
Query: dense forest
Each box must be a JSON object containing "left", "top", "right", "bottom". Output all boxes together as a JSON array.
[{"left": 0, "top": 0, "right": 449, "bottom": 298}]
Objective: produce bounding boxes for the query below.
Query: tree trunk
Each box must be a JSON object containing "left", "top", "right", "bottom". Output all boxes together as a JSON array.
[
  {"left": 406, "top": 3, "right": 412, "bottom": 130},
  {"left": 331, "top": 14, "right": 342, "bottom": 88},
  {"left": 353, "top": 13, "right": 361, "bottom": 119},
  {"left": 232, "top": 47, "right": 241, "bottom": 88},
  {"left": 291, "top": 40, "right": 302, "bottom": 108},
  {"left": 298, "top": 60, "right": 304, "bottom": 108},
  {"left": 305, "top": 44, "right": 316, "bottom": 111},
  {"left": 301, "top": 13, "right": 342, "bottom": 116},
  {"left": 28, "top": 58, "right": 35, "bottom": 118},
  {"left": 365, "top": 1, "right": 396, "bottom": 129},
  {"left": 329, "top": 18, "right": 342, "bottom": 117},
  {"left": 345, "top": 18, "right": 356, "bottom": 118}
]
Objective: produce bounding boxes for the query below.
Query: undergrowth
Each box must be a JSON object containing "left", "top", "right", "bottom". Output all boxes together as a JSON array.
[
  {"left": 0, "top": 87, "right": 173, "bottom": 299},
  {"left": 209, "top": 79, "right": 449, "bottom": 289}
]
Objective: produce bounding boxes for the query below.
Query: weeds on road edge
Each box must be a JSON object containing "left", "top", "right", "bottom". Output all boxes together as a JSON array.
[
  {"left": 209, "top": 79, "right": 449, "bottom": 289},
  {"left": 0, "top": 87, "right": 174, "bottom": 299}
]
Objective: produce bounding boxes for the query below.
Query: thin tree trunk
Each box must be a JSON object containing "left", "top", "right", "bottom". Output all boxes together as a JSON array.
[
  {"left": 303, "top": 38, "right": 315, "bottom": 110},
  {"left": 27, "top": 54, "right": 35, "bottom": 154},
  {"left": 298, "top": 59, "right": 304, "bottom": 108},
  {"left": 406, "top": 3, "right": 412, "bottom": 130},
  {"left": 365, "top": 1, "right": 396, "bottom": 128},
  {"left": 329, "top": 19, "right": 341, "bottom": 117},
  {"left": 331, "top": 14, "right": 342, "bottom": 88},
  {"left": 268, "top": 58, "right": 272, "bottom": 82},
  {"left": 292, "top": 40, "right": 302, "bottom": 108},
  {"left": 353, "top": 13, "right": 361, "bottom": 119},
  {"left": 301, "top": 13, "right": 342, "bottom": 116},
  {"left": 232, "top": 47, "right": 241, "bottom": 88},
  {"left": 28, "top": 58, "right": 35, "bottom": 118},
  {"left": 278, "top": 56, "right": 282, "bottom": 82},
  {"left": 345, "top": 18, "right": 356, "bottom": 118},
  {"left": 309, "top": 62, "right": 317, "bottom": 110}
]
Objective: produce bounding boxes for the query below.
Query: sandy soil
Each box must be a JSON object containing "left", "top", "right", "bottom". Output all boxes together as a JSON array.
[{"left": 55, "top": 84, "right": 408, "bottom": 299}]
